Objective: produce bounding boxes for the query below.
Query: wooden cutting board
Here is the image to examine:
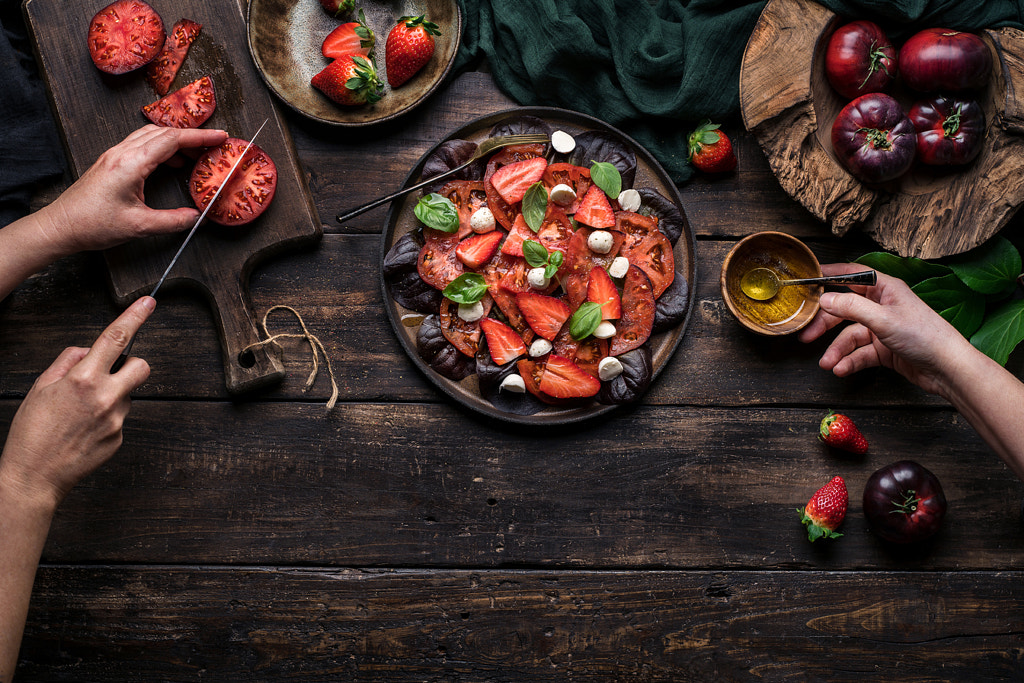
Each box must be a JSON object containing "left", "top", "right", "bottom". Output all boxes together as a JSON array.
[{"left": 23, "top": 0, "right": 322, "bottom": 394}]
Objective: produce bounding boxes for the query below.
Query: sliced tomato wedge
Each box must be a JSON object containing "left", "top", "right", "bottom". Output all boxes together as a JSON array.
[
  {"left": 615, "top": 211, "right": 675, "bottom": 298},
  {"left": 142, "top": 75, "right": 216, "bottom": 129},
  {"left": 417, "top": 229, "right": 464, "bottom": 289},
  {"left": 535, "top": 205, "right": 574, "bottom": 258},
  {"left": 88, "top": 0, "right": 165, "bottom": 75},
  {"left": 610, "top": 265, "right": 655, "bottom": 356},
  {"left": 145, "top": 18, "right": 202, "bottom": 95},
  {"left": 562, "top": 227, "right": 625, "bottom": 309},
  {"left": 440, "top": 296, "right": 492, "bottom": 357},
  {"left": 542, "top": 163, "right": 591, "bottom": 214},
  {"left": 481, "top": 253, "right": 535, "bottom": 344},
  {"left": 439, "top": 180, "right": 487, "bottom": 239},
  {"left": 553, "top": 327, "right": 608, "bottom": 379},
  {"left": 189, "top": 136, "right": 277, "bottom": 226}
]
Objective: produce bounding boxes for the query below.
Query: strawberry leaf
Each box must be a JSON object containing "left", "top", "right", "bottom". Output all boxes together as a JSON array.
[{"left": 971, "top": 299, "right": 1024, "bottom": 366}]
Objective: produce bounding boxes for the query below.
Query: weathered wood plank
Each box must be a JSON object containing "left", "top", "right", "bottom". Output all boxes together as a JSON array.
[
  {"left": 0, "top": 401, "right": 1016, "bottom": 569},
  {"left": 18, "top": 567, "right": 1024, "bottom": 682}
]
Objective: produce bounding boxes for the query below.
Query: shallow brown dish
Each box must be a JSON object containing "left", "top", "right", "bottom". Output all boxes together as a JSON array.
[
  {"left": 381, "top": 107, "right": 698, "bottom": 425},
  {"left": 740, "top": 0, "right": 1024, "bottom": 259},
  {"left": 247, "top": 0, "right": 461, "bottom": 126},
  {"left": 721, "top": 232, "right": 821, "bottom": 336}
]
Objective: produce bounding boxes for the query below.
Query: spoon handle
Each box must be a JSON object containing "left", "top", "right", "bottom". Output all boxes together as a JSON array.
[{"left": 781, "top": 270, "right": 877, "bottom": 287}]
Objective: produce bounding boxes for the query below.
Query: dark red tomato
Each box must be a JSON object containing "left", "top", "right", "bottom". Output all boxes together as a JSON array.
[
  {"left": 908, "top": 95, "right": 985, "bottom": 166},
  {"left": 535, "top": 205, "right": 575, "bottom": 258},
  {"left": 417, "top": 230, "right": 464, "bottom": 290},
  {"left": 615, "top": 211, "right": 675, "bottom": 298},
  {"left": 542, "top": 163, "right": 592, "bottom": 213},
  {"left": 88, "top": 0, "right": 165, "bottom": 75},
  {"left": 439, "top": 180, "right": 487, "bottom": 239},
  {"left": 189, "top": 137, "right": 278, "bottom": 226},
  {"left": 516, "top": 359, "right": 571, "bottom": 405},
  {"left": 899, "top": 28, "right": 992, "bottom": 92},
  {"left": 553, "top": 328, "right": 608, "bottom": 379},
  {"left": 141, "top": 76, "right": 217, "bottom": 129},
  {"left": 145, "top": 18, "right": 202, "bottom": 96},
  {"left": 439, "top": 296, "right": 492, "bottom": 357},
  {"left": 609, "top": 265, "right": 655, "bottom": 356},
  {"left": 480, "top": 254, "right": 535, "bottom": 343},
  {"left": 831, "top": 93, "right": 916, "bottom": 183},
  {"left": 824, "top": 20, "right": 897, "bottom": 99},
  {"left": 863, "top": 460, "right": 947, "bottom": 544}
]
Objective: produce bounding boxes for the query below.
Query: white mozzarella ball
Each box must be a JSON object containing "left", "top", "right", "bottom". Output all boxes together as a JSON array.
[
  {"left": 529, "top": 338, "right": 552, "bottom": 357},
  {"left": 593, "top": 321, "right": 617, "bottom": 339},
  {"left": 587, "top": 230, "right": 614, "bottom": 254},
  {"left": 617, "top": 188, "right": 641, "bottom": 212},
  {"left": 598, "top": 356, "right": 624, "bottom": 381},
  {"left": 470, "top": 207, "right": 496, "bottom": 233},
  {"left": 527, "top": 267, "right": 550, "bottom": 290},
  {"left": 499, "top": 374, "right": 526, "bottom": 393},
  {"left": 457, "top": 301, "right": 484, "bottom": 322},
  {"left": 549, "top": 183, "right": 577, "bottom": 206},
  {"left": 551, "top": 130, "right": 576, "bottom": 154},
  {"left": 608, "top": 256, "right": 630, "bottom": 279}
]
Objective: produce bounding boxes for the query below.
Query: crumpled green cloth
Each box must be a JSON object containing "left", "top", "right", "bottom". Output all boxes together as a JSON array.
[{"left": 454, "top": 0, "right": 1024, "bottom": 184}]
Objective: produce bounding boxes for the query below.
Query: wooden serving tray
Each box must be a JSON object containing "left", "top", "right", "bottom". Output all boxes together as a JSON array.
[
  {"left": 23, "top": 0, "right": 322, "bottom": 393},
  {"left": 740, "top": 0, "right": 1024, "bottom": 259}
]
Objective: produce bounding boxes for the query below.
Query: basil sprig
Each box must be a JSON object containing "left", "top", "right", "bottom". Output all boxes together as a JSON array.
[
  {"left": 590, "top": 161, "right": 622, "bottom": 199},
  {"left": 522, "top": 182, "right": 548, "bottom": 232},
  {"left": 415, "top": 193, "right": 459, "bottom": 233},
  {"left": 442, "top": 273, "right": 488, "bottom": 304},
  {"left": 570, "top": 301, "right": 603, "bottom": 340},
  {"left": 523, "top": 240, "right": 564, "bottom": 280}
]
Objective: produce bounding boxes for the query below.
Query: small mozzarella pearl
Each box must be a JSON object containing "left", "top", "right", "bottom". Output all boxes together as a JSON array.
[
  {"left": 551, "top": 130, "right": 576, "bottom": 154},
  {"left": 529, "top": 338, "right": 552, "bottom": 357},
  {"left": 527, "top": 267, "right": 550, "bottom": 289},
  {"left": 598, "top": 356, "right": 624, "bottom": 381},
  {"left": 457, "top": 301, "right": 484, "bottom": 322},
  {"left": 587, "top": 230, "right": 614, "bottom": 254},
  {"left": 593, "top": 321, "right": 616, "bottom": 339},
  {"left": 549, "top": 183, "right": 577, "bottom": 206},
  {"left": 470, "top": 207, "right": 495, "bottom": 233},
  {"left": 500, "top": 374, "right": 526, "bottom": 393},
  {"left": 617, "top": 188, "right": 641, "bottom": 212},
  {"left": 608, "top": 257, "right": 630, "bottom": 279}
]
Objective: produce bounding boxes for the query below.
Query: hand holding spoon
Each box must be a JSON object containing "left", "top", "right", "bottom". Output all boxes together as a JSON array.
[{"left": 740, "top": 267, "right": 877, "bottom": 301}]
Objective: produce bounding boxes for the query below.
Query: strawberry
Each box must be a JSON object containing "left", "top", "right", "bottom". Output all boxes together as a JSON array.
[
  {"left": 516, "top": 292, "right": 571, "bottom": 342},
  {"left": 479, "top": 318, "right": 527, "bottom": 366},
  {"left": 539, "top": 354, "right": 601, "bottom": 399},
  {"left": 687, "top": 120, "right": 737, "bottom": 173},
  {"left": 311, "top": 54, "right": 382, "bottom": 106},
  {"left": 318, "top": 0, "right": 354, "bottom": 18},
  {"left": 819, "top": 411, "right": 868, "bottom": 454},
  {"left": 573, "top": 186, "right": 616, "bottom": 228},
  {"left": 799, "top": 476, "right": 847, "bottom": 542},
  {"left": 322, "top": 8, "right": 375, "bottom": 59},
  {"left": 456, "top": 231, "right": 503, "bottom": 269},
  {"left": 489, "top": 157, "right": 548, "bottom": 205},
  {"left": 499, "top": 214, "right": 533, "bottom": 257},
  {"left": 385, "top": 15, "right": 441, "bottom": 87},
  {"left": 587, "top": 266, "right": 621, "bottom": 319}
]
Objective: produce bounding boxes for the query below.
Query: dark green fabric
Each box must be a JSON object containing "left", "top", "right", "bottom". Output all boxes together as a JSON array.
[{"left": 454, "top": 0, "right": 1024, "bottom": 185}]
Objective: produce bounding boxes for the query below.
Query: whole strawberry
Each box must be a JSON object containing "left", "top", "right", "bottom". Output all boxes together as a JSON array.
[
  {"left": 820, "top": 411, "right": 868, "bottom": 454},
  {"left": 799, "top": 475, "right": 848, "bottom": 542},
  {"left": 311, "top": 54, "right": 382, "bottom": 106},
  {"left": 385, "top": 15, "right": 441, "bottom": 87},
  {"left": 687, "top": 120, "right": 737, "bottom": 173},
  {"left": 318, "top": 0, "right": 354, "bottom": 18}
]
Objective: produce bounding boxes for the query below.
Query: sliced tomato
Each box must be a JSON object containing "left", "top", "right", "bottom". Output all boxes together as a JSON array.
[
  {"left": 481, "top": 254, "right": 535, "bottom": 343},
  {"left": 88, "top": 0, "right": 165, "bottom": 75},
  {"left": 542, "top": 163, "right": 591, "bottom": 214},
  {"left": 479, "top": 317, "right": 527, "bottom": 365},
  {"left": 553, "top": 328, "right": 608, "bottom": 379},
  {"left": 610, "top": 265, "right": 655, "bottom": 356},
  {"left": 189, "top": 136, "right": 277, "bottom": 226},
  {"left": 587, "top": 266, "right": 621, "bottom": 319},
  {"left": 456, "top": 230, "right": 503, "bottom": 269},
  {"left": 535, "top": 205, "right": 574, "bottom": 258},
  {"left": 417, "top": 229, "right": 464, "bottom": 289},
  {"left": 142, "top": 75, "right": 216, "bottom": 129},
  {"left": 540, "top": 355, "right": 601, "bottom": 399},
  {"left": 439, "top": 180, "right": 487, "bottom": 239},
  {"left": 562, "top": 227, "right": 625, "bottom": 308},
  {"left": 145, "top": 18, "right": 202, "bottom": 95},
  {"left": 489, "top": 157, "right": 548, "bottom": 205},
  {"left": 615, "top": 211, "right": 675, "bottom": 298},
  {"left": 516, "top": 292, "right": 571, "bottom": 342}
]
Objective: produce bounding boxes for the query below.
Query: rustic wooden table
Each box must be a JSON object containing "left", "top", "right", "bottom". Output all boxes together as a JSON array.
[{"left": 4, "top": 69, "right": 1024, "bottom": 681}]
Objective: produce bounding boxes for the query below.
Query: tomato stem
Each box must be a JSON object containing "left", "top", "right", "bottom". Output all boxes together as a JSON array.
[
  {"left": 859, "top": 41, "right": 891, "bottom": 90},
  {"left": 890, "top": 489, "right": 921, "bottom": 515},
  {"left": 858, "top": 127, "right": 893, "bottom": 150},
  {"left": 943, "top": 104, "right": 963, "bottom": 139}
]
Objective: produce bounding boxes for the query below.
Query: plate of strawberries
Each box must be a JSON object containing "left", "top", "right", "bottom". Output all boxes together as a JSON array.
[
  {"left": 382, "top": 108, "right": 698, "bottom": 424},
  {"left": 247, "top": 0, "right": 461, "bottom": 126}
]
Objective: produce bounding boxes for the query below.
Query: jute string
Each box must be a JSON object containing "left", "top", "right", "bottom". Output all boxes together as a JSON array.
[{"left": 241, "top": 305, "right": 338, "bottom": 410}]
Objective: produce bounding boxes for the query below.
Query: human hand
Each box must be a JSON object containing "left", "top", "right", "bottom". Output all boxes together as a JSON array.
[
  {"left": 0, "top": 297, "right": 156, "bottom": 511},
  {"left": 798, "top": 263, "right": 974, "bottom": 397},
  {"left": 39, "top": 125, "right": 228, "bottom": 255}
]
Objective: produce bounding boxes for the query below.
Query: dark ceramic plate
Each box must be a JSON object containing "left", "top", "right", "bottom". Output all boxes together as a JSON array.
[
  {"left": 382, "top": 107, "right": 698, "bottom": 425},
  {"left": 247, "top": 0, "right": 461, "bottom": 126}
]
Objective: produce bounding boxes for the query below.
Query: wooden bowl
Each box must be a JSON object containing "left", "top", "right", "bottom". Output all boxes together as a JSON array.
[
  {"left": 740, "top": 0, "right": 1024, "bottom": 259},
  {"left": 720, "top": 231, "right": 822, "bottom": 336}
]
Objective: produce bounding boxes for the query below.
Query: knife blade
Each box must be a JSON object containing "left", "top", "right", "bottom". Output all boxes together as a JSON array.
[{"left": 111, "top": 119, "right": 269, "bottom": 372}]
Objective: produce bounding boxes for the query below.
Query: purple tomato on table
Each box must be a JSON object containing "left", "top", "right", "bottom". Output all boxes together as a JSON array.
[
  {"left": 831, "top": 93, "right": 916, "bottom": 183},
  {"left": 899, "top": 28, "right": 992, "bottom": 92},
  {"left": 863, "top": 460, "right": 948, "bottom": 544},
  {"left": 824, "top": 20, "right": 897, "bottom": 99},
  {"left": 908, "top": 95, "right": 986, "bottom": 166}
]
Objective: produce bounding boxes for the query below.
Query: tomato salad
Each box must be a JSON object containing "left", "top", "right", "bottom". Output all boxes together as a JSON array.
[{"left": 383, "top": 115, "right": 691, "bottom": 418}]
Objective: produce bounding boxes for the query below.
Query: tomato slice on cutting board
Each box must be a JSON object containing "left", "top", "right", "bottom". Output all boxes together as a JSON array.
[
  {"left": 189, "top": 137, "right": 278, "bottom": 226},
  {"left": 142, "top": 75, "right": 216, "bottom": 129},
  {"left": 145, "top": 18, "right": 202, "bottom": 95},
  {"left": 88, "top": 0, "right": 165, "bottom": 75}
]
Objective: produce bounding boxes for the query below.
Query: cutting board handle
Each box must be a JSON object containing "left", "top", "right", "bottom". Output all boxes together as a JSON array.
[{"left": 207, "top": 275, "right": 285, "bottom": 394}]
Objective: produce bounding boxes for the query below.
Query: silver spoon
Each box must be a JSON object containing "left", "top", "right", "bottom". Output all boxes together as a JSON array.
[{"left": 740, "top": 267, "right": 877, "bottom": 301}]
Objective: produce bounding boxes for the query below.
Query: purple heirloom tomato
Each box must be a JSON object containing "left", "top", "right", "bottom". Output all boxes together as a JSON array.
[
  {"left": 863, "top": 460, "right": 948, "bottom": 544},
  {"left": 908, "top": 95, "right": 985, "bottom": 166},
  {"left": 831, "top": 93, "right": 916, "bottom": 183},
  {"left": 825, "top": 20, "right": 897, "bottom": 99},
  {"left": 899, "top": 28, "right": 992, "bottom": 92}
]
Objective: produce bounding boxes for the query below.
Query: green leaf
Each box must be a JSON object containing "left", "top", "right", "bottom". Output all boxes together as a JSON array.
[
  {"left": 570, "top": 302, "right": 603, "bottom": 340},
  {"left": 414, "top": 193, "right": 460, "bottom": 233},
  {"left": 911, "top": 274, "right": 986, "bottom": 337},
  {"left": 970, "top": 299, "right": 1024, "bottom": 366},
  {"left": 855, "top": 252, "right": 949, "bottom": 286},
  {"left": 442, "top": 273, "right": 488, "bottom": 304},
  {"left": 947, "top": 236, "right": 1023, "bottom": 295},
  {"left": 522, "top": 182, "right": 548, "bottom": 232},
  {"left": 590, "top": 161, "right": 621, "bottom": 199},
  {"left": 522, "top": 240, "right": 549, "bottom": 268}
]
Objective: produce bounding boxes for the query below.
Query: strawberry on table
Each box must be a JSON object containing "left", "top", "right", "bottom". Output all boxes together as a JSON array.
[
  {"left": 799, "top": 476, "right": 848, "bottom": 542},
  {"left": 385, "top": 14, "right": 441, "bottom": 87},
  {"left": 322, "top": 8, "right": 375, "bottom": 59},
  {"left": 318, "top": 0, "right": 355, "bottom": 18},
  {"left": 311, "top": 54, "right": 382, "bottom": 106},
  {"left": 687, "top": 120, "right": 737, "bottom": 173},
  {"left": 819, "top": 411, "right": 868, "bottom": 454}
]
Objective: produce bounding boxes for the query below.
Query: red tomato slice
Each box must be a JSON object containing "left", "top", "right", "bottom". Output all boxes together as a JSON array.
[
  {"left": 189, "top": 136, "right": 277, "bottom": 226},
  {"left": 535, "top": 205, "right": 574, "bottom": 258},
  {"left": 542, "top": 163, "right": 591, "bottom": 214},
  {"left": 142, "top": 76, "right": 216, "bottom": 129},
  {"left": 145, "top": 18, "right": 202, "bottom": 95},
  {"left": 480, "top": 254, "right": 535, "bottom": 344},
  {"left": 439, "top": 296, "right": 493, "bottom": 357},
  {"left": 610, "top": 265, "right": 655, "bottom": 356},
  {"left": 417, "top": 229, "right": 464, "bottom": 290},
  {"left": 88, "top": 0, "right": 165, "bottom": 75},
  {"left": 562, "top": 227, "right": 625, "bottom": 309},
  {"left": 615, "top": 211, "right": 675, "bottom": 298},
  {"left": 439, "top": 180, "right": 488, "bottom": 239},
  {"left": 553, "top": 327, "right": 608, "bottom": 379},
  {"left": 516, "top": 359, "right": 572, "bottom": 405}
]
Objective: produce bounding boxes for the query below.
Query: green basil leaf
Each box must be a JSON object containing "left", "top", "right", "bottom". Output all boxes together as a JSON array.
[
  {"left": 543, "top": 263, "right": 559, "bottom": 279},
  {"left": 570, "top": 301, "right": 603, "bottom": 340},
  {"left": 522, "top": 182, "right": 548, "bottom": 232},
  {"left": 550, "top": 250, "right": 564, "bottom": 268},
  {"left": 414, "top": 193, "right": 460, "bottom": 233},
  {"left": 442, "top": 273, "right": 488, "bottom": 304},
  {"left": 971, "top": 299, "right": 1024, "bottom": 366},
  {"left": 522, "top": 239, "right": 549, "bottom": 268},
  {"left": 948, "top": 236, "right": 1022, "bottom": 295},
  {"left": 590, "top": 161, "right": 621, "bottom": 199},
  {"left": 911, "top": 274, "right": 985, "bottom": 337},
  {"left": 855, "top": 252, "right": 949, "bottom": 286}
]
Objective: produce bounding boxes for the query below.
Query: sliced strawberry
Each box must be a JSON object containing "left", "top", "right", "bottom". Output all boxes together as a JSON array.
[
  {"left": 480, "top": 253, "right": 535, "bottom": 344},
  {"left": 142, "top": 75, "right": 216, "bottom": 129},
  {"left": 145, "top": 18, "right": 202, "bottom": 96},
  {"left": 539, "top": 354, "right": 601, "bottom": 399},
  {"left": 456, "top": 230, "right": 503, "bottom": 269},
  {"left": 488, "top": 156, "right": 548, "bottom": 205},
  {"left": 587, "top": 266, "right": 621, "bottom": 319},
  {"left": 516, "top": 292, "right": 570, "bottom": 342},
  {"left": 479, "top": 318, "right": 528, "bottom": 366},
  {"left": 553, "top": 328, "right": 608, "bottom": 379},
  {"left": 563, "top": 227, "right": 625, "bottom": 309},
  {"left": 574, "top": 186, "right": 616, "bottom": 228},
  {"left": 322, "top": 9, "right": 375, "bottom": 59},
  {"left": 499, "top": 213, "right": 534, "bottom": 258}
]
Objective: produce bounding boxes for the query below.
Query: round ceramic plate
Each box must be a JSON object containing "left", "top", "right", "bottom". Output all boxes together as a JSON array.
[
  {"left": 381, "top": 107, "right": 698, "bottom": 425},
  {"left": 247, "top": 0, "right": 461, "bottom": 126}
]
